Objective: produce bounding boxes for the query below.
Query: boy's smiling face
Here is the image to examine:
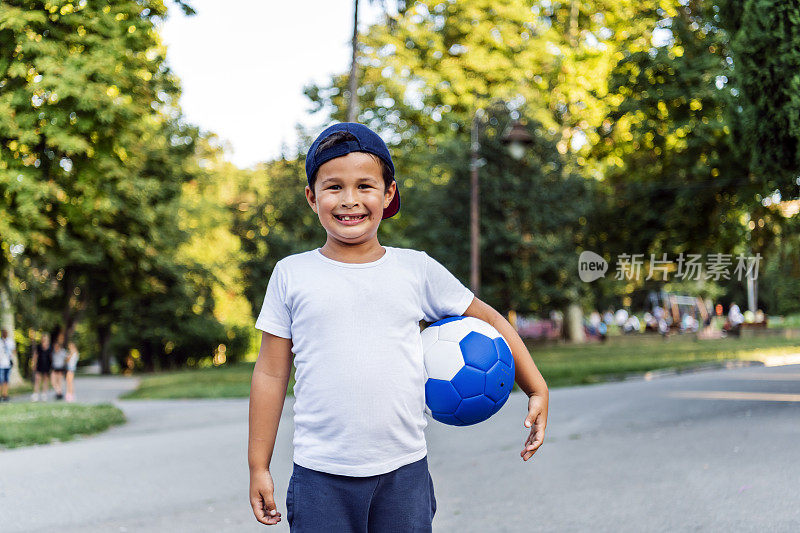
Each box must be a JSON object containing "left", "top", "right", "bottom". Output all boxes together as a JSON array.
[{"left": 305, "top": 151, "right": 396, "bottom": 248}]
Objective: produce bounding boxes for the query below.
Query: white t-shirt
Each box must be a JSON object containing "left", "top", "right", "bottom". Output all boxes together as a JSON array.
[
  {"left": 255, "top": 246, "right": 474, "bottom": 476},
  {"left": 52, "top": 347, "right": 68, "bottom": 368},
  {"left": 729, "top": 304, "right": 744, "bottom": 326},
  {"left": 67, "top": 350, "right": 79, "bottom": 372},
  {"left": 0, "top": 338, "right": 12, "bottom": 369}
]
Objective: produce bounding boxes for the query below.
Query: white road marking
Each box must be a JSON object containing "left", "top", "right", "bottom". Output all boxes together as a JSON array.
[{"left": 668, "top": 390, "right": 800, "bottom": 402}]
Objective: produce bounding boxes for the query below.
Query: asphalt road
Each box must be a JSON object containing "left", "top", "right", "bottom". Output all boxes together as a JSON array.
[{"left": 2, "top": 364, "right": 799, "bottom": 532}]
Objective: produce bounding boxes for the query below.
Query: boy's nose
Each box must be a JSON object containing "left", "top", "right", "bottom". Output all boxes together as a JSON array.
[{"left": 341, "top": 193, "right": 358, "bottom": 206}]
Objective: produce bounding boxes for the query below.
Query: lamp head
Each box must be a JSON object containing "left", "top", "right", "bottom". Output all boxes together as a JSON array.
[{"left": 501, "top": 120, "right": 534, "bottom": 160}]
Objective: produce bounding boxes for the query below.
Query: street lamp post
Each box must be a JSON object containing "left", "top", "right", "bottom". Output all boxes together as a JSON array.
[
  {"left": 469, "top": 111, "right": 483, "bottom": 296},
  {"left": 469, "top": 111, "right": 534, "bottom": 297}
]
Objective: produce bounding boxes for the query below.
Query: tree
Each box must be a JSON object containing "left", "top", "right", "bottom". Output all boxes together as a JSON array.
[
  {"left": 760, "top": 212, "right": 800, "bottom": 315},
  {"left": 1, "top": 0, "right": 234, "bottom": 371},
  {"left": 1, "top": 0, "right": 179, "bottom": 363},
  {"left": 721, "top": 0, "right": 800, "bottom": 195},
  {"left": 583, "top": 0, "right": 800, "bottom": 312},
  {"left": 408, "top": 108, "right": 592, "bottom": 315},
  {"left": 589, "top": 0, "right": 745, "bottom": 260},
  {"left": 233, "top": 156, "right": 326, "bottom": 316}
]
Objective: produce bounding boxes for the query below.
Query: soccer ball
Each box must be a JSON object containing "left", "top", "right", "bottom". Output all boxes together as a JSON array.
[{"left": 422, "top": 316, "right": 515, "bottom": 426}]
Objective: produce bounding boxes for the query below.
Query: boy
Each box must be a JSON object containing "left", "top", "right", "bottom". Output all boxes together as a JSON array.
[{"left": 249, "top": 123, "right": 549, "bottom": 531}]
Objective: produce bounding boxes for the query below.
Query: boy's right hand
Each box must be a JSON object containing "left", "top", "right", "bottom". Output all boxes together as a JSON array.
[{"left": 249, "top": 470, "right": 281, "bottom": 525}]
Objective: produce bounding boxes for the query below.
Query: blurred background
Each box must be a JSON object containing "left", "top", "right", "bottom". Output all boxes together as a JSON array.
[
  {"left": 1, "top": 0, "right": 800, "bottom": 391},
  {"left": 3, "top": 2, "right": 800, "bottom": 532}
]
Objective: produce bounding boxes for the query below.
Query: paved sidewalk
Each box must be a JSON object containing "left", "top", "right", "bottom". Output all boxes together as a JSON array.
[
  {"left": 2, "top": 365, "right": 799, "bottom": 532},
  {"left": 11, "top": 375, "right": 139, "bottom": 404}
]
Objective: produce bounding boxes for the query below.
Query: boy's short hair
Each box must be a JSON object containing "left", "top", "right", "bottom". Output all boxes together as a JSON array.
[{"left": 309, "top": 131, "right": 394, "bottom": 192}]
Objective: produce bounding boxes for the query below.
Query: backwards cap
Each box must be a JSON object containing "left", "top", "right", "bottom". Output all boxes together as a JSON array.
[{"left": 305, "top": 122, "right": 400, "bottom": 219}]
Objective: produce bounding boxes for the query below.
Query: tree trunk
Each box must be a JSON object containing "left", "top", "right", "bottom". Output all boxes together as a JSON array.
[
  {"left": 0, "top": 276, "right": 24, "bottom": 386},
  {"left": 564, "top": 302, "right": 586, "bottom": 343},
  {"left": 158, "top": 345, "right": 169, "bottom": 371},
  {"left": 347, "top": 0, "right": 360, "bottom": 122},
  {"left": 141, "top": 341, "right": 154, "bottom": 372},
  {"left": 98, "top": 324, "right": 112, "bottom": 374}
]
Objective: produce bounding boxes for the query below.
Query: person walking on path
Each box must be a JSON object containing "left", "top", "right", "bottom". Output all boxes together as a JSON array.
[
  {"left": 248, "top": 123, "right": 549, "bottom": 530},
  {"left": 31, "top": 332, "right": 53, "bottom": 402},
  {"left": 51, "top": 333, "right": 68, "bottom": 401},
  {"left": 65, "top": 341, "right": 79, "bottom": 402},
  {"left": 0, "top": 328, "right": 14, "bottom": 401}
]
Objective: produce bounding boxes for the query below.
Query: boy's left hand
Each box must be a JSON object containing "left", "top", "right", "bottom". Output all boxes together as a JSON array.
[{"left": 521, "top": 394, "right": 548, "bottom": 461}]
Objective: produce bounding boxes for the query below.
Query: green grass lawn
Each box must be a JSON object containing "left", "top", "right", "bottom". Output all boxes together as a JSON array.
[
  {"left": 124, "top": 335, "right": 800, "bottom": 399},
  {"left": 9, "top": 382, "right": 32, "bottom": 396},
  {"left": 121, "top": 363, "right": 295, "bottom": 399},
  {"left": 532, "top": 334, "right": 800, "bottom": 388},
  {"left": 0, "top": 403, "right": 125, "bottom": 449},
  {"left": 768, "top": 313, "right": 800, "bottom": 329}
]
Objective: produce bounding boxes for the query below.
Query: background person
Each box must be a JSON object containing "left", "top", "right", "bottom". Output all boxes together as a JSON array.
[
  {"left": 615, "top": 308, "right": 629, "bottom": 328},
  {"left": 589, "top": 310, "right": 602, "bottom": 332},
  {"left": 643, "top": 311, "right": 657, "bottom": 332},
  {"left": 728, "top": 302, "right": 744, "bottom": 337},
  {"left": 0, "top": 328, "right": 13, "bottom": 401},
  {"left": 65, "top": 341, "right": 79, "bottom": 402},
  {"left": 623, "top": 314, "right": 641, "bottom": 334},
  {"left": 31, "top": 332, "right": 52, "bottom": 402},
  {"left": 51, "top": 333, "right": 68, "bottom": 400},
  {"left": 681, "top": 312, "right": 698, "bottom": 333}
]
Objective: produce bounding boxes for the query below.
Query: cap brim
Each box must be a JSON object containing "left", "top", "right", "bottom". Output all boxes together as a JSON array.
[{"left": 382, "top": 187, "right": 401, "bottom": 219}]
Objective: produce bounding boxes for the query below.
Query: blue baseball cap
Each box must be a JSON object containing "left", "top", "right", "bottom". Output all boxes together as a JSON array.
[{"left": 305, "top": 122, "right": 400, "bottom": 219}]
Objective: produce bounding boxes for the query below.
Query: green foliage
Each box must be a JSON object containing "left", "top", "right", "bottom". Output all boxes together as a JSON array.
[
  {"left": 233, "top": 157, "right": 326, "bottom": 315},
  {"left": 1, "top": 1, "right": 233, "bottom": 370},
  {"left": 401, "top": 107, "right": 592, "bottom": 313},
  {"left": 300, "top": 0, "right": 615, "bottom": 314},
  {"left": 583, "top": 0, "right": 800, "bottom": 308},
  {"left": 722, "top": 0, "right": 800, "bottom": 192},
  {"left": 4, "top": 0, "right": 800, "bottom": 370},
  {"left": 594, "top": 1, "right": 744, "bottom": 256},
  {"left": 309, "top": 0, "right": 660, "bottom": 171},
  {"left": 300, "top": 0, "right": 800, "bottom": 319},
  {"left": 122, "top": 362, "right": 296, "bottom": 399},
  {"left": 759, "top": 216, "right": 800, "bottom": 315}
]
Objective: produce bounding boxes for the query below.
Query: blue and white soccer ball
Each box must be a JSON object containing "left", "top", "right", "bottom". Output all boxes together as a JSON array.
[{"left": 422, "top": 316, "right": 515, "bottom": 426}]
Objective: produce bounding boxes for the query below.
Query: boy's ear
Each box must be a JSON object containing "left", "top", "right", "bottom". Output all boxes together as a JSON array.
[
  {"left": 384, "top": 180, "right": 397, "bottom": 209},
  {"left": 305, "top": 185, "right": 318, "bottom": 214}
]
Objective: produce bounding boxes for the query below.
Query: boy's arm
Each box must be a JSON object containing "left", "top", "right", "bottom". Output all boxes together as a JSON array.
[
  {"left": 248, "top": 331, "right": 294, "bottom": 526},
  {"left": 463, "top": 297, "right": 549, "bottom": 461}
]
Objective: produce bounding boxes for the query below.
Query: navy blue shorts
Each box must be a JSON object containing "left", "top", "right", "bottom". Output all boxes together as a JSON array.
[{"left": 287, "top": 456, "right": 436, "bottom": 533}]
